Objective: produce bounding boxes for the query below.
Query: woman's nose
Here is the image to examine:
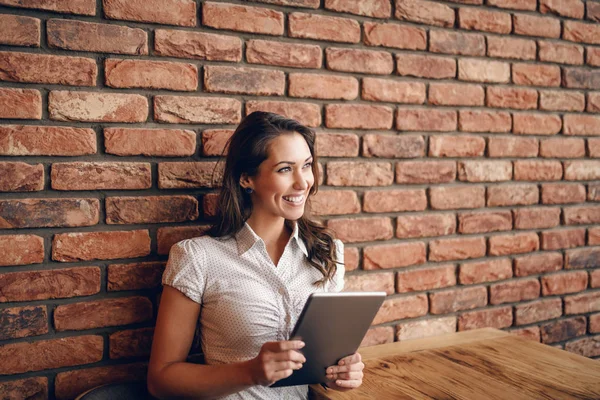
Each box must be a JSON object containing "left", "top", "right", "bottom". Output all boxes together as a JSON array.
[{"left": 294, "top": 171, "right": 308, "bottom": 190}]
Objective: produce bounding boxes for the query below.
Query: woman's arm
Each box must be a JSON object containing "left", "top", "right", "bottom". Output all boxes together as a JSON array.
[{"left": 147, "top": 286, "right": 306, "bottom": 399}]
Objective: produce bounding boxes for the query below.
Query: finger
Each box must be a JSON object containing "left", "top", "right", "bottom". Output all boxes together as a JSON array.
[
  {"left": 273, "top": 360, "right": 303, "bottom": 372},
  {"left": 272, "top": 349, "right": 306, "bottom": 363},
  {"left": 274, "top": 340, "right": 305, "bottom": 352},
  {"left": 332, "top": 371, "right": 363, "bottom": 381},
  {"left": 327, "top": 361, "right": 363, "bottom": 375},
  {"left": 339, "top": 352, "right": 361, "bottom": 366},
  {"left": 270, "top": 368, "right": 295, "bottom": 384},
  {"left": 332, "top": 379, "right": 362, "bottom": 389}
]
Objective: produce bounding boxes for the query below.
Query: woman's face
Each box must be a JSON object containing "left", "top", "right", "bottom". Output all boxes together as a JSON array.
[{"left": 247, "top": 132, "right": 314, "bottom": 222}]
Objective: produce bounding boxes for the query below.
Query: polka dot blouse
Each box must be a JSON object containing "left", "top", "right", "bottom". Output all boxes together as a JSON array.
[{"left": 162, "top": 221, "right": 345, "bottom": 400}]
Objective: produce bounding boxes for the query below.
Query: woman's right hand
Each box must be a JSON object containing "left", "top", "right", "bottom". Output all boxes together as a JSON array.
[{"left": 247, "top": 340, "right": 306, "bottom": 386}]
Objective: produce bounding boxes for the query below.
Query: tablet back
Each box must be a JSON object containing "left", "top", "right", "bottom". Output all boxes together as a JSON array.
[{"left": 270, "top": 291, "right": 385, "bottom": 388}]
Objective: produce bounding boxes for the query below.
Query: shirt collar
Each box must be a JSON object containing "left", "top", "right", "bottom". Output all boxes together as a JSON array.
[{"left": 235, "top": 221, "right": 308, "bottom": 258}]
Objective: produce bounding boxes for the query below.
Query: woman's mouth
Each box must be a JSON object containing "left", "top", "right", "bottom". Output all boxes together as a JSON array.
[{"left": 282, "top": 195, "right": 305, "bottom": 205}]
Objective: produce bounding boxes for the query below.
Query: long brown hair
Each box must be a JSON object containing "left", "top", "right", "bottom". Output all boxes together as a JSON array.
[{"left": 207, "top": 111, "right": 340, "bottom": 285}]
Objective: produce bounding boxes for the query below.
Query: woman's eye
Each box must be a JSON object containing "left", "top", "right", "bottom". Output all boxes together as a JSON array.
[
  {"left": 303, "top": 162, "right": 313, "bottom": 169},
  {"left": 278, "top": 167, "right": 291, "bottom": 173}
]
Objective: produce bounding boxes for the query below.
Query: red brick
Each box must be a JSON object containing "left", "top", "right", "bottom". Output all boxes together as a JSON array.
[
  {"left": 106, "top": 196, "right": 198, "bottom": 224},
  {"left": 109, "top": 327, "right": 154, "bottom": 359},
  {"left": 589, "top": 227, "right": 600, "bottom": 246},
  {"left": 203, "top": 2, "right": 283, "bottom": 35},
  {"left": 513, "top": 207, "right": 560, "bottom": 230},
  {"left": 344, "top": 272, "right": 394, "bottom": 294},
  {"left": 0, "top": 162, "right": 43, "bottom": 192},
  {"left": 566, "top": 247, "right": 600, "bottom": 269},
  {"left": 593, "top": 270, "right": 600, "bottom": 288},
  {"left": 589, "top": 92, "right": 600, "bottom": 112},
  {"left": 539, "top": 41, "right": 584, "bottom": 65},
  {"left": 514, "top": 297, "right": 561, "bottom": 324},
  {"left": 0, "top": 377, "right": 48, "bottom": 400},
  {"left": 250, "top": 0, "right": 319, "bottom": 7},
  {"left": 204, "top": 65, "right": 284, "bottom": 96},
  {"left": 490, "top": 278, "right": 540, "bottom": 305},
  {"left": 104, "top": 128, "right": 195, "bottom": 157},
  {"left": 157, "top": 226, "right": 207, "bottom": 255},
  {"left": 564, "top": 206, "right": 600, "bottom": 225},
  {"left": 540, "top": 0, "right": 584, "bottom": 18},
  {"left": 458, "top": 110, "right": 511, "bottom": 133},
  {"left": 245, "top": 100, "right": 320, "bottom": 127},
  {"left": 458, "top": 210, "right": 512, "bottom": 234},
  {"left": 52, "top": 230, "right": 151, "bottom": 262},
  {"left": 564, "top": 114, "right": 600, "bottom": 135},
  {"left": 589, "top": 1, "right": 600, "bottom": 21},
  {"left": 363, "top": 78, "right": 425, "bottom": 104},
  {"left": 344, "top": 248, "right": 359, "bottom": 271},
  {"left": 542, "top": 271, "right": 588, "bottom": 296},
  {"left": 328, "top": 161, "right": 393, "bottom": 187},
  {"left": 0, "top": 14, "right": 39, "bottom": 46},
  {"left": 54, "top": 297, "right": 152, "bottom": 331},
  {"left": 395, "top": 0, "right": 454, "bottom": 27},
  {"left": 105, "top": 59, "right": 196, "bottom": 91},
  {"left": 326, "top": 104, "right": 393, "bottom": 130},
  {"left": 0, "top": 198, "right": 99, "bottom": 229},
  {"left": 514, "top": 252, "right": 563, "bottom": 277},
  {"left": 0, "top": 235, "right": 44, "bottom": 267},
  {"left": 488, "top": 0, "right": 535, "bottom": 9},
  {"left": 397, "top": 265, "right": 456, "bottom": 293},
  {"left": 363, "top": 134, "right": 425, "bottom": 158},
  {"left": 326, "top": 47, "right": 394, "bottom": 75},
  {"left": 396, "top": 316, "right": 456, "bottom": 341},
  {"left": 373, "top": 295, "right": 428, "bottom": 325},
  {"left": 0, "top": 305, "right": 47, "bottom": 340},
  {"left": 363, "top": 189, "right": 426, "bottom": 212},
  {"left": 107, "top": 262, "right": 165, "bottom": 291},
  {"left": 0, "top": 0, "right": 95, "bottom": 14},
  {"left": 51, "top": 162, "right": 151, "bottom": 190},
  {"left": 489, "top": 232, "right": 540, "bottom": 256},
  {"left": 49, "top": 91, "right": 147, "bottom": 123},
  {"left": 590, "top": 139, "right": 600, "bottom": 157},
  {"left": 588, "top": 47, "right": 600, "bottom": 66},
  {"left": 459, "top": 258, "right": 512, "bottom": 284},
  {"left": 429, "top": 30, "right": 485, "bottom": 56},
  {"left": 325, "top": 0, "right": 391, "bottom": 17},
  {"left": 429, "top": 135, "right": 484, "bottom": 157},
  {"left": 514, "top": 160, "right": 562, "bottom": 181},
  {"left": 487, "top": 184, "right": 538, "bottom": 207},
  {"left": 563, "top": 20, "right": 600, "bottom": 45},
  {"left": 0, "top": 125, "right": 95, "bottom": 156},
  {"left": 246, "top": 39, "right": 320, "bottom": 69},
  {"left": 328, "top": 217, "right": 393, "bottom": 243},
  {"left": 459, "top": 7, "right": 511, "bottom": 33},
  {"left": 363, "top": 22, "right": 426, "bottom": 50},
  {"left": 564, "top": 291, "right": 600, "bottom": 314},
  {"left": 513, "top": 113, "right": 562, "bottom": 135},
  {"left": 542, "top": 228, "right": 586, "bottom": 250},
  {"left": 540, "top": 138, "right": 585, "bottom": 159},
  {"left": 513, "top": 13, "right": 561, "bottom": 38},
  {"left": 565, "top": 336, "right": 600, "bottom": 357},
  {"left": 540, "top": 90, "right": 585, "bottom": 111},
  {"left": 564, "top": 160, "right": 600, "bottom": 181},
  {"left": 458, "top": 59, "right": 510, "bottom": 83},
  {"left": 48, "top": 19, "right": 147, "bottom": 54},
  {"left": 458, "top": 160, "right": 512, "bottom": 182},
  {"left": 154, "top": 29, "right": 241, "bottom": 62},
  {"left": 510, "top": 326, "right": 541, "bottom": 341},
  {"left": 591, "top": 313, "right": 600, "bottom": 332},
  {"left": 395, "top": 53, "right": 456, "bottom": 79},
  {"left": 458, "top": 307, "right": 513, "bottom": 331},
  {"left": 104, "top": 0, "right": 196, "bottom": 26},
  {"left": 396, "top": 213, "right": 456, "bottom": 239},
  {"left": 487, "top": 36, "right": 536, "bottom": 60},
  {"left": 430, "top": 185, "right": 485, "bottom": 210},
  {"left": 364, "top": 242, "right": 426, "bottom": 270},
  {"left": 562, "top": 68, "right": 600, "bottom": 90},
  {"left": 315, "top": 132, "right": 359, "bottom": 157},
  {"left": 360, "top": 327, "right": 394, "bottom": 347},
  {"left": 54, "top": 363, "right": 147, "bottom": 400},
  {"left": 158, "top": 162, "right": 223, "bottom": 189},
  {"left": 289, "top": 12, "right": 360, "bottom": 43},
  {"left": 154, "top": 95, "right": 240, "bottom": 124},
  {"left": 429, "top": 82, "right": 484, "bottom": 106},
  {"left": 0, "top": 88, "right": 41, "bottom": 119},
  {"left": 396, "top": 160, "right": 456, "bottom": 184},
  {"left": 309, "top": 190, "right": 359, "bottom": 216},
  {"left": 486, "top": 86, "right": 538, "bottom": 110},
  {"left": 429, "top": 236, "right": 486, "bottom": 261},
  {"left": 289, "top": 73, "right": 357, "bottom": 100},
  {"left": 396, "top": 108, "right": 457, "bottom": 131},
  {"left": 430, "top": 286, "right": 487, "bottom": 314},
  {"left": 488, "top": 136, "right": 538, "bottom": 158},
  {"left": 512, "top": 64, "right": 561, "bottom": 87},
  {"left": 0, "top": 336, "right": 103, "bottom": 375}
]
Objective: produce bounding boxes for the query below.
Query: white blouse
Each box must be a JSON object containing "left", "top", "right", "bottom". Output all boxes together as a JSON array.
[{"left": 162, "top": 222, "right": 345, "bottom": 400}]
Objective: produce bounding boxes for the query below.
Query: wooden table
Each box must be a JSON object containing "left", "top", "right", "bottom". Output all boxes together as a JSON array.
[{"left": 309, "top": 328, "right": 600, "bottom": 399}]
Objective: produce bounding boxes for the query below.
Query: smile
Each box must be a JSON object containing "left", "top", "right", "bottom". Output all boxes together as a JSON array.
[{"left": 282, "top": 195, "right": 305, "bottom": 204}]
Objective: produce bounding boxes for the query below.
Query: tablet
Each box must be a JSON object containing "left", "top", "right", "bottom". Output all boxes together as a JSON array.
[{"left": 270, "top": 291, "right": 386, "bottom": 388}]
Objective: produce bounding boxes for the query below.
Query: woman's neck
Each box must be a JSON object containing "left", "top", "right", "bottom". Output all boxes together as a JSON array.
[{"left": 246, "top": 214, "right": 290, "bottom": 246}]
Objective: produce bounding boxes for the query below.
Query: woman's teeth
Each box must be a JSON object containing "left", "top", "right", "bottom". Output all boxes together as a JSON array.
[{"left": 283, "top": 195, "right": 304, "bottom": 204}]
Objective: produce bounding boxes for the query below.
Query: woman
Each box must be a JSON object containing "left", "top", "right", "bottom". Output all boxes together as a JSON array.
[{"left": 147, "top": 112, "right": 364, "bottom": 399}]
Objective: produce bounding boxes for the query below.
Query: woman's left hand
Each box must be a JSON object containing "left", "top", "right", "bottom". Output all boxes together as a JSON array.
[{"left": 325, "top": 352, "right": 364, "bottom": 390}]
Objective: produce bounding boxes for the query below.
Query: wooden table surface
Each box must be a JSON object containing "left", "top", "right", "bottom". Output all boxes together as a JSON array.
[{"left": 309, "top": 328, "right": 600, "bottom": 399}]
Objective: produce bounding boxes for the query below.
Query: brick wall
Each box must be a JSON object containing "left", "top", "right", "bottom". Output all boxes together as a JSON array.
[{"left": 1, "top": 0, "right": 600, "bottom": 397}]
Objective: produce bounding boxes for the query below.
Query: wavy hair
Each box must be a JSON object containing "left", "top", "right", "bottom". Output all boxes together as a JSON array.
[{"left": 206, "top": 111, "right": 340, "bottom": 285}]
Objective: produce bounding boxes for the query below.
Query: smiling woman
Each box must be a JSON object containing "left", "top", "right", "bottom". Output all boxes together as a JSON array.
[{"left": 147, "top": 112, "right": 364, "bottom": 400}]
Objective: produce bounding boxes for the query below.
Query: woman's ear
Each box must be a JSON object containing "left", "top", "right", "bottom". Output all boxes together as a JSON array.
[{"left": 239, "top": 173, "right": 253, "bottom": 190}]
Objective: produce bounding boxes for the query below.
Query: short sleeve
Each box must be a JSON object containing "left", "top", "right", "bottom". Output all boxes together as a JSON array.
[
  {"left": 328, "top": 239, "right": 345, "bottom": 293},
  {"left": 162, "top": 239, "right": 206, "bottom": 304}
]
